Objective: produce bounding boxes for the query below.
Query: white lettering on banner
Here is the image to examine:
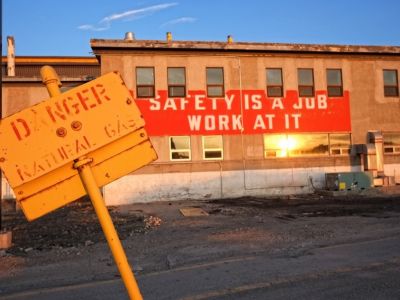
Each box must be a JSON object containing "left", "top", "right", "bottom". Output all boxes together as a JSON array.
[
  {"left": 285, "top": 114, "right": 301, "bottom": 129},
  {"left": 253, "top": 114, "right": 276, "bottom": 130},
  {"left": 205, "top": 116, "right": 215, "bottom": 130},
  {"left": 272, "top": 98, "right": 284, "bottom": 109},
  {"left": 209, "top": 98, "right": 218, "bottom": 110},
  {"left": 180, "top": 98, "right": 189, "bottom": 110},
  {"left": 244, "top": 94, "right": 262, "bottom": 110},
  {"left": 194, "top": 94, "right": 206, "bottom": 110},
  {"left": 317, "top": 94, "right": 328, "bottom": 109},
  {"left": 136, "top": 89, "right": 348, "bottom": 135},
  {"left": 225, "top": 94, "right": 235, "bottom": 110},
  {"left": 293, "top": 95, "right": 327, "bottom": 110},
  {"left": 187, "top": 115, "right": 243, "bottom": 131},
  {"left": 149, "top": 97, "right": 161, "bottom": 110},
  {"left": 164, "top": 98, "right": 177, "bottom": 110}
]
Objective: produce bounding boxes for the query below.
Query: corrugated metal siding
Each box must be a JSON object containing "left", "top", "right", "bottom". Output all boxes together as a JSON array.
[{"left": 2, "top": 63, "right": 100, "bottom": 78}]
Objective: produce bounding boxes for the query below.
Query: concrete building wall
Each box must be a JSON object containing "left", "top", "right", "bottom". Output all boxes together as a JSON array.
[
  {"left": 2, "top": 44, "right": 400, "bottom": 204},
  {"left": 2, "top": 83, "right": 49, "bottom": 117},
  {"left": 92, "top": 44, "right": 400, "bottom": 204}
]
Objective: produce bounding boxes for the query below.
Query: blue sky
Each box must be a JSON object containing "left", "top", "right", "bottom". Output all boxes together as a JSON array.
[{"left": 3, "top": 0, "right": 400, "bottom": 56}]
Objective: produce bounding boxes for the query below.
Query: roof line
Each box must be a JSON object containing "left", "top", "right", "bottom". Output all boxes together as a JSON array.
[{"left": 90, "top": 39, "right": 400, "bottom": 55}]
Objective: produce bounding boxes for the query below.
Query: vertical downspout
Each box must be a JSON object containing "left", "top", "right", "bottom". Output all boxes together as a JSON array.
[{"left": 237, "top": 56, "right": 248, "bottom": 191}]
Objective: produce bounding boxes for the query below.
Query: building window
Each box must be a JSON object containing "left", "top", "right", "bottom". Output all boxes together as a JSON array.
[
  {"left": 266, "top": 68, "right": 284, "bottom": 97},
  {"left": 206, "top": 67, "right": 224, "bottom": 97},
  {"left": 329, "top": 133, "right": 351, "bottom": 155},
  {"left": 298, "top": 68, "right": 314, "bottom": 97},
  {"left": 202, "top": 135, "right": 223, "bottom": 160},
  {"left": 383, "top": 132, "right": 400, "bottom": 154},
  {"left": 263, "top": 133, "right": 346, "bottom": 158},
  {"left": 264, "top": 134, "right": 287, "bottom": 157},
  {"left": 383, "top": 70, "right": 399, "bottom": 97},
  {"left": 327, "top": 69, "right": 343, "bottom": 97},
  {"left": 168, "top": 67, "right": 186, "bottom": 97},
  {"left": 136, "top": 67, "right": 155, "bottom": 98},
  {"left": 170, "top": 136, "right": 191, "bottom": 161}
]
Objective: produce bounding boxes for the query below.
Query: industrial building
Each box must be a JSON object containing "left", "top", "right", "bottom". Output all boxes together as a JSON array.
[{"left": 2, "top": 34, "right": 400, "bottom": 205}]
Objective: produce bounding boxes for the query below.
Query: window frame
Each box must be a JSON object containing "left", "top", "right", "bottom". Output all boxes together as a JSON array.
[
  {"left": 202, "top": 135, "right": 224, "bottom": 160},
  {"left": 383, "top": 69, "right": 399, "bottom": 97},
  {"left": 298, "top": 68, "right": 315, "bottom": 97},
  {"left": 136, "top": 67, "right": 155, "bottom": 98},
  {"left": 266, "top": 68, "right": 284, "bottom": 97},
  {"left": 206, "top": 67, "right": 225, "bottom": 97},
  {"left": 167, "top": 67, "right": 186, "bottom": 97},
  {"left": 326, "top": 69, "right": 343, "bottom": 97},
  {"left": 328, "top": 133, "right": 351, "bottom": 155},
  {"left": 383, "top": 132, "right": 400, "bottom": 154},
  {"left": 169, "top": 136, "right": 191, "bottom": 161}
]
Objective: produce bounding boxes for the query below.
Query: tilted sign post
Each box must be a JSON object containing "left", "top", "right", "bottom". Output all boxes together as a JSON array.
[{"left": 0, "top": 66, "right": 158, "bottom": 299}]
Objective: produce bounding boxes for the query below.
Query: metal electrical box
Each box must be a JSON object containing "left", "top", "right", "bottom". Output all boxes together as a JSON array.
[{"left": 325, "top": 172, "right": 373, "bottom": 191}]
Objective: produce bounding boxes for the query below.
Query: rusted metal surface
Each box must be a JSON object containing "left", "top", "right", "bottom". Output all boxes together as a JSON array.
[{"left": 1, "top": 56, "right": 100, "bottom": 78}]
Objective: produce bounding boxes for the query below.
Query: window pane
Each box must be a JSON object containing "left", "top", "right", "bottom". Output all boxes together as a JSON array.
[
  {"left": 330, "top": 133, "right": 351, "bottom": 155},
  {"left": 168, "top": 68, "right": 185, "bottom": 85},
  {"left": 330, "top": 133, "right": 351, "bottom": 147},
  {"left": 204, "top": 135, "right": 223, "bottom": 149},
  {"left": 328, "top": 86, "right": 343, "bottom": 97},
  {"left": 384, "top": 70, "right": 398, "bottom": 85},
  {"left": 266, "top": 69, "right": 282, "bottom": 85},
  {"left": 170, "top": 136, "right": 190, "bottom": 150},
  {"left": 384, "top": 132, "right": 400, "bottom": 154},
  {"left": 172, "top": 151, "right": 190, "bottom": 160},
  {"left": 267, "top": 86, "right": 283, "bottom": 97},
  {"left": 299, "top": 86, "right": 314, "bottom": 97},
  {"left": 207, "top": 86, "right": 224, "bottom": 97},
  {"left": 169, "top": 86, "right": 186, "bottom": 97},
  {"left": 288, "top": 134, "right": 329, "bottom": 156},
  {"left": 136, "top": 67, "right": 154, "bottom": 85},
  {"left": 137, "top": 86, "right": 154, "bottom": 98},
  {"left": 384, "top": 86, "right": 399, "bottom": 97},
  {"left": 206, "top": 68, "right": 223, "bottom": 84},
  {"left": 205, "top": 150, "right": 222, "bottom": 159},
  {"left": 170, "top": 136, "right": 191, "bottom": 161},
  {"left": 298, "top": 69, "right": 314, "bottom": 85},
  {"left": 203, "top": 136, "right": 223, "bottom": 160},
  {"left": 263, "top": 134, "right": 288, "bottom": 157},
  {"left": 327, "top": 69, "right": 342, "bottom": 85}
]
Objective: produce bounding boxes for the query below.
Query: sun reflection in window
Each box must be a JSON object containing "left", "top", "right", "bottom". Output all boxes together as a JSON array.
[{"left": 277, "top": 136, "right": 296, "bottom": 157}]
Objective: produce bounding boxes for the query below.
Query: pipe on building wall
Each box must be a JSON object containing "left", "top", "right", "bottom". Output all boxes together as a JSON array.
[
  {"left": 234, "top": 55, "right": 310, "bottom": 191},
  {"left": 7, "top": 36, "right": 15, "bottom": 77}
]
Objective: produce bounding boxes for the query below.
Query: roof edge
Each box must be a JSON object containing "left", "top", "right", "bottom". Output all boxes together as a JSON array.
[{"left": 90, "top": 39, "right": 400, "bottom": 55}]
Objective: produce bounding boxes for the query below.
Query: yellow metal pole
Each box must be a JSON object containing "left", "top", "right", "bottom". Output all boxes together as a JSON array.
[
  {"left": 40, "top": 66, "right": 143, "bottom": 300},
  {"left": 74, "top": 158, "right": 143, "bottom": 300},
  {"left": 40, "top": 65, "right": 62, "bottom": 96}
]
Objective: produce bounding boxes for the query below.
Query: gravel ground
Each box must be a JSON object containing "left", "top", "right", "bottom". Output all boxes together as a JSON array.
[{"left": 1, "top": 190, "right": 400, "bottom": 298}]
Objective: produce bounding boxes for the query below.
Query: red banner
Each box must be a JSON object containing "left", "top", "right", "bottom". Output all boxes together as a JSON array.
[{"left": 135, "top": 90, "right": 351, "bottom": 136}]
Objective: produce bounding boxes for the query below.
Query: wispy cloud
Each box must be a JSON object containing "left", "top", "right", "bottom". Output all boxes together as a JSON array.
[
  {"left": 78, "top": 2, "right": 178, "bottom": 31},
  {"left": 77, "top": 24, "right": 110, "bottom": 32},
  {"left": 161, "top": 17, "right": 197, "bottom": 27}
]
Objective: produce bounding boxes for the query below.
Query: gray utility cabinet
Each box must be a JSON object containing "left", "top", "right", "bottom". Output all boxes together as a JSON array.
[{"left": 325, "top": 172, "right": 373, "bottom": 191}]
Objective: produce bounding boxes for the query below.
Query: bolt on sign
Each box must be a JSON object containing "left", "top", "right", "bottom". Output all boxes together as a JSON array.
[{"left": 0, "top": 72, "right": 158, "bottom": 220}]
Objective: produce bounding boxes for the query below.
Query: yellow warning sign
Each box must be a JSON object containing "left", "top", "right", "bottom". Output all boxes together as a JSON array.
[{"left": 0, "top": 72, "right": 157, "bottom": 220}]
